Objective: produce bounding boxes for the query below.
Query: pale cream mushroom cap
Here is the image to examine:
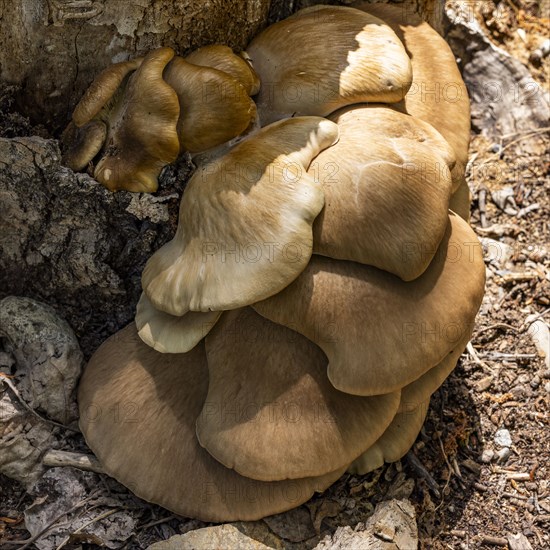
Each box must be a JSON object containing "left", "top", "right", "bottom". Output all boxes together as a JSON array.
[
  {"left": 353, "top": 2, "right": 471, "bottom": 218},
  {"left": 311, "top": 104, "right": 455, "bottom": 281},
  {"left": 197, "top": 308, "right": 401, "bottom": 481},
  {"left": 247, "top": 5, "right": 412, "bottom": 124},
  {"left": 253, "top": 213, "right": 486, "bottom": 396},
  {"left": 164, "top": 56, "right": 257, "bottom": 154},
  {"left": 135, "top": 293, "right": 221, "bottom": 353},
  {"left": 94, "top": 47, "right": 180, "bottom": 193},
  {"left": 78, "top": 324, "right": 346, "bottom": 522},
  {"left": 72, "top": 57, "right": 143, "bottom": 127},
  {"left": 348, "top": 330, "right": 472, "bottom": 474},
  {"left": 142, "top": 116, "right": 339, "bottom": 316},
  {"left": 185, "top": 45, "right": 261, "bottom": 95}
]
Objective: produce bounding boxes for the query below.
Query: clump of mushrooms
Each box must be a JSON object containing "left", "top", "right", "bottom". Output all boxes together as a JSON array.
[{"left": 76, "top": 4, "right": 486, "bottom": 521}]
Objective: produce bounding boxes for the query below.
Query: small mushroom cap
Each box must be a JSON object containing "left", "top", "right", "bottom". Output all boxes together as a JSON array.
[
  {"left": 78, "top": 324, "right": 346, "bottom": 522},
  {"left": 163, "top": 56, "right": 257, "bottom": 154},
  {"left": 61, "top": 120, "right": 107, "bottom": 171},
  {"left": 311, "top": 104, "right": 455, "bottom": 281},
  {"left": 94, "top": 47, "right": 180, "bottom": 193},
  {"left": 72, "top": 57, "right": 143, "bottom": 127},
  {"left": 142, "top": 116, "right": 339, "bottom": 316},
  {"left": 186, "top": 45, "right": 261, "bottom": 95},
  {"left": 253, "top": 213, "right": 486, "bottom": 396},
  {"left": 354, "top": 3, "right": 470, "bottom": 195},
  {"left": 135, "top": 293, "right": 221, "bottom": 353},
  {"left": 247, "top": 5, "right": 412, "bottom": 124},
  {"left": 348, "top": 329, "right": 471, "bottom": 474},
  {"left": 197, "top": 308, "right": 401, "bottom": 481}
]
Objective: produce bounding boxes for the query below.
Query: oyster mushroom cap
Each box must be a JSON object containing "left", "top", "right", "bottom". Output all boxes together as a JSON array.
[
  {"left": 141, "top": 116, "right": 339, "bottom": 316},
  {"left": 253, "top": 213, "right": 486, "bottom": 396},
  {"left": 353, "top": 2, "right": 471, "bottom": 217},
  {"left": 61, "top": 120, "right": 107, "bottom": 172},
  {"left": 348, "top": 329, "right": 472, "bottom": 474},
  {"left": 135, "top": 293, "right": 221, "bottom": 354},
  {"left": 163, "top": 56, "right": 257, "bottom": 154},
  {"left": 78, "top": 324, "right": 345, "bottom": 522},
  {"left": 247, "top": 5, "right": 413, "bottom": 125},
  {"left": 311, "top": 104, "right": 456, "bottom": 281},
  {"left": 72, "top": 57, "right": 143, "bottom": 127},
  {"left": 197, "top": 307, "right": 401, "bottom": 481},
  {"left": 185, "top": 44, "right": 260, "bottom": 95},
  {"left": 93, "top": 47, "right": 181, "bottom": 193}
]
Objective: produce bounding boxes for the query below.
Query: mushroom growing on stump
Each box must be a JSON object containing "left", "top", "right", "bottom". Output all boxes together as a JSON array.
[{"left": 76, "top": 4, "right": 485, "bottom": 521}]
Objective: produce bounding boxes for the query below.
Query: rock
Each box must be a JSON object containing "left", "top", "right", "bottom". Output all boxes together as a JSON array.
[
  {"left": 525, "top": 316, "right": 550, "bottom": 370},
  {"left": 494, "top": 428, "right": 512, "bottom": 448},
  {"left": 147, "top": 524, "right": 274, "bottom": 550},
  {"left": 481, "top": 449, "right": 495, "bottom": 463},
  {"left": 314, "top": 499, "right": 418, "bottom": 550},
  {"left": 496, "top": 447, "right": 511, "bottom": 463},
  {"left": 0, "top": 296, "right": 83, "bottom": 423},
  {"left": 25, "top": 468, "right": 138, "bottom": 550},
  {"left": 0, "top": 137, "right": 181, "bottom": 357},
  {"left": 0, "top": 0, "right": 273, "bottom": 131}
]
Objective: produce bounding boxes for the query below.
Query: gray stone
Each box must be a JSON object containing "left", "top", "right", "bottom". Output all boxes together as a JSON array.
[
  {"left": 481, "top": 449, "right": 495, "bottom": 463},
  {"left": 314, "top": 499, "right": 418, "bottom": 550},
  {"left": 494, "top": 428, "right": 512, "bottom": 448},
  {"left": 0, "top": 296, "right": 83, "bottom": 423},
  {"left": 147, "top": 524, "right": 274, "bottom": 550}
]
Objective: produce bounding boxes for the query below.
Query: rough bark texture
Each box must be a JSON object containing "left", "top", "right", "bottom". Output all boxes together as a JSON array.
[
  {"left": 0, "top": 136, "right": 189, "bottom": 357},
  {"left": 0, "top": 0, "right": 272, "bottom": 130}
]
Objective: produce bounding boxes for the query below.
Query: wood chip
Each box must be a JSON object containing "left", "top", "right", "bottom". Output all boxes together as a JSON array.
[{"left": 507, "top": 532, "right": 534, "bottom": 550}]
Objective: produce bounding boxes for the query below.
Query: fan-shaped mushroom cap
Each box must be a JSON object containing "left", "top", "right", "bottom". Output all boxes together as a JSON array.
[
  {"left": 61, "top": 120, "right": 107, "bottom": 171},
  {"left": 142, "top": 116, "right": 339, "bottom": 316},
  {"left": 93, "top": 47, "right": 181, "bottom": 192},
  {"left": 72, "top": 57, "right": 143, "bottom": 127},
  {"left": 135, "top": 293, "right": 221, "bottom": 353},
  {"left": 348, "top": 330, "right": 472, "bottom": 474},
  {"left": 197, "top": 308, "right": 401, "bottom": 481},
  {"left": 185, "top": 45, "right": 260, "bottom": 96},
  {"left": 164, "top": 56, "right": 257, "bottom": 154},
  {"left": 311, "top": 104, "right": 455, "bottom": 281},
  {"left": 353, "top": 2, "right": 471, "bottom": 215},
  {"left": 246, "top": 5, "right": 412, "bottom": 125},
  {"left": 253, "top": 213, "right": 486, "bottom": 396},
  {"left": 78, "top": 324, "right": 345, "bottom": 522}
]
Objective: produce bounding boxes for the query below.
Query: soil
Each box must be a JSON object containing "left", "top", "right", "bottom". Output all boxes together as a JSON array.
[{"left": 1, "top": 2, "right": 549, "bottom": 549}]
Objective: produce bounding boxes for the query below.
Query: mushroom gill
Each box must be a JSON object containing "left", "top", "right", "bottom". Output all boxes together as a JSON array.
[{"left": 77, "top": 4, "right": 485, "bottom": 522}]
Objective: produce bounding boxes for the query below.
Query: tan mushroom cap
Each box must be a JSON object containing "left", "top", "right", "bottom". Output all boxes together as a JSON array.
[
  {"left": 94, "top": 47, "right": 180, "bottom": 193},
  {"left": 348, "top": 330, "right": 472, "bottom": 474},
  {"left": 197, "top": 308, "right": 401, "bottom": 481},
  {"left": 353, "top": 2, "right": 471, "bottom": 217},
  {"left": 78, "top": 324, "right": 346, "bottom": 522},
  {"left": 311, "top": 104, "right": 455, "bottom": 281},
  {"left": 253, "top": 213, "right": 486, "bottom": 396},
  {"left": 135, "top": 293, "right": 221, "bottom": 353},
  {"left": 185, "top": 45, "right": 261, "bottom": 96},
  {"left": 164, "top": 56, "right": 257, "bottom": 154},
  {"left": 72, "top": 57, "right": 143, "bottom": 127},
  {"left": 61, "top": 120, "right": 107, "bottom": 171},
  {"left": 246, "top": 5, "right": 412, "bottom": 125},
  {"left": 142, "top": 116, "right": 339, "bottom": 316}
]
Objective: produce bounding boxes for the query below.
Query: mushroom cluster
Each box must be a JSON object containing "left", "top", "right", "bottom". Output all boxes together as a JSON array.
[{"left": 77, "top": 5, "right": 485, "bottom": 522}]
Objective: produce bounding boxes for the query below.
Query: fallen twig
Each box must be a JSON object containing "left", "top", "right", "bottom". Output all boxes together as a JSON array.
[
  {"left": 406, "top": 451, "right": 441, "bottom": 498},
  {"left": 42, "top": 450, "right": 105, "bottom": 474},
  {"left": 55, "top": 508, "right": 121, "bottom": 550}
]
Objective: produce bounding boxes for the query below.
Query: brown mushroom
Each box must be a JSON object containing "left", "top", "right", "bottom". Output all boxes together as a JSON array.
[
  {"left": 348, "top": 330, "right": 472, "bottom": 474},
  {"left": 246, "top": 5, "right": 413, "bottom": 124},
  {"left": 197, "top": 307, "right": 401, "bottom": 481},
  {"left": 185, "top": 45, "right": 260, "bottom": 96},
  {"left": 311, "top": 104, "right": 456, "bottom": 280},
  {"left": 141, "top": 116, "right": 339, "bottom": 316},
  {"left": 61, "top": 120, "right": 107, "bottom": 172},
  {"left": 352, "top": 2, "right": 471, "bottom": 218},
  {"left": 78, "top": 324, "right": 345, "bottom": 522},
  {"left": 253, "top": 213, "right": 486, "bottom": 396}
]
